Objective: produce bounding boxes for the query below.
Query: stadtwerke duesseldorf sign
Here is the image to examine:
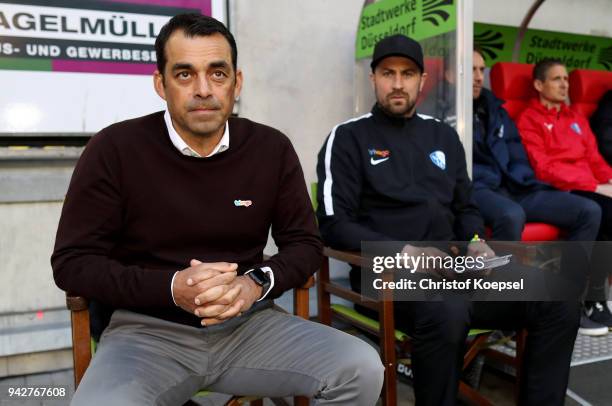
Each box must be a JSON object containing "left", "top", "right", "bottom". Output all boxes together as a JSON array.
[
  {"left": 475, "top": 22, "right": 612, "bottom": 71},
  {"left": 356, "top": 0, "right": 456, "bottom": 60}
]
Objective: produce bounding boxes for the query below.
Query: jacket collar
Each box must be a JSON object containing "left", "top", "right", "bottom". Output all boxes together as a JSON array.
[
  {"left": 478, "top": 87, "right": 504, "bottom": 110},
  {"left": 528, "top": 97, "right": 570, "bottom": 116},
  {"left": 371, "top": 103, "right": 417, "bottom": 127}
]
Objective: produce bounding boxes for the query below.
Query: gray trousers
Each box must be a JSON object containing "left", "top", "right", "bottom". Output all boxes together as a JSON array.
[{"left": 71, "top": 307, "right": 384, "bottom": 406}]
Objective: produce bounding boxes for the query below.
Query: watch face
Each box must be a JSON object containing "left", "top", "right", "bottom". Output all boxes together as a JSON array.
[{"left": 248, "top": 269, "right": 268, "bottom": 286}]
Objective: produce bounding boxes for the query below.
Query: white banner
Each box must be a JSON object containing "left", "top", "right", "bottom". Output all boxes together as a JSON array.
[{"left": 0, "top": 3, "right": 171, "bottom": 45}]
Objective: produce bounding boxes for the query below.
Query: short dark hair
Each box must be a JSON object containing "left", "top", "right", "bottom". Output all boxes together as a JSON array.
[
  {"left": 473, "top": 45, "right": 485, "bottom": 61},
  {"left": 155, "top": 13, "right": 237, "bottom": 76},
  {"left": 533, "top": 58, "right": 564, "bottom": 82}
]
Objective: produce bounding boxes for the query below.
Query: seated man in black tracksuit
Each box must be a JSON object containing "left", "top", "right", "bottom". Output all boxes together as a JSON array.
[{"left": 316, "top": 35, "right": 579, "bottom": 405}]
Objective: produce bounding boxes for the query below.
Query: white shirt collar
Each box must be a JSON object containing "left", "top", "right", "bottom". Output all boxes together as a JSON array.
[{"left": 164, "top": 110, "right": 230, "bottom": 158}]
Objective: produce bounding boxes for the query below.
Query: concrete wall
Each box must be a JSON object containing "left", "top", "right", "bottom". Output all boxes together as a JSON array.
[
  {"left": 0, "top": 154, "right": 75, "bottom": 373},
  {"left": 0, "top": 151, "right": 79, "bottom": 313},
  {"left": 0, "top": 197, "right": 71, "bottom": 376},
  {"left": 0, "top": 201, "right": 65, "bottom": 313},
  {"left": 231, "top": 0, "right": 363, "bottom": 188}
]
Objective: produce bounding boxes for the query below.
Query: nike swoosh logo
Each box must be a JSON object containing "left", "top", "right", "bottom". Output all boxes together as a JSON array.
[{"left": 370, "top": 157, "right": 389, "bottom": 165}]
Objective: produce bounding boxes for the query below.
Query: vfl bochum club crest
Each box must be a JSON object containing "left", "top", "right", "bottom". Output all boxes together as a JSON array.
[
  {"left": 429, "top": 150, "right": 446, "bottom": 170},
  {"left": 571, "top": 122, "right": 582, "bottom": 135}
]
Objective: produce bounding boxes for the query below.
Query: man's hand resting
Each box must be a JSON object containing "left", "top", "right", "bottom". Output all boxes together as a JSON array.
[
  {"left": 595, "top": 183, "right": 612, "bottom": 198},
  {"left": 173, "top": 259, "right": 264, "bottom": 326},
  {"left": 172, "top": 260, "right": 238, "bottom": 316},
  {"left": 466, "top": 240, "right": 496, "bottom": 259},
  {"left": 195, "top": 274, "right": 263, "bottom": 326}
]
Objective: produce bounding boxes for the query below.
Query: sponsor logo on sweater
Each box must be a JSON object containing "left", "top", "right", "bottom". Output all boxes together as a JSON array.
[
  {"left": 429, "top": 150, "right": 446, "bottom": 170},
  {"left": 368, "top": 148, "right": 390, "bottom": 166},
  {"left": 234, "top": 200, "right": 252, "bottom": 207}
]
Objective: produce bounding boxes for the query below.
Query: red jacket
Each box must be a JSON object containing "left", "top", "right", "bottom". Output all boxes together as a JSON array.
[{"left": 516, "top": 98, "right": 612, "bottom": 191}]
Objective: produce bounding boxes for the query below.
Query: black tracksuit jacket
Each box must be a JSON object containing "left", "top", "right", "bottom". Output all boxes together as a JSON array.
[{"left": 316, "top": 104, "right": 485, "bottom": 251}]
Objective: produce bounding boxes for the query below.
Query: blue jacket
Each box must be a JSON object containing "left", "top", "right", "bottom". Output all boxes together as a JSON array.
[{"left": 473, "top": 88, "right": 546, "bottom": 193}]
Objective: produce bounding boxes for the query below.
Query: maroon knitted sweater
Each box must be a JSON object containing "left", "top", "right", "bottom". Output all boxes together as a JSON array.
[{"left": 52, "top": 112, "right": 322, "bottom": 327}]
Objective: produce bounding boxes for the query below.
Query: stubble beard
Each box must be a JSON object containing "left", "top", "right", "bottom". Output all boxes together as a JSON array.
[{"left": 379, "top": 94, "right": 417, "bottom": 118}]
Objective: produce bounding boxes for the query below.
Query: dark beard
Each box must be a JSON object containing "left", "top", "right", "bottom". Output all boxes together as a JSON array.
[{"left": 379, "top": 98, "right": 417, "bottom": 118}]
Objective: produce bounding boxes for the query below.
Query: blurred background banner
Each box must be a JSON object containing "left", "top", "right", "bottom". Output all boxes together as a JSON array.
[
  {"left": 0, "top": 0, "right": 217, "bottom": 133},
  {"left": 475, "top": 22, "right": 612, "bottom": 71}
]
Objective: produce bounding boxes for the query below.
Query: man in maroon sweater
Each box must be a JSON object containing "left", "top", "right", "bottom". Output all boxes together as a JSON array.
[{"left": 52, "top": 14, "right": 383, "bottom": 405}]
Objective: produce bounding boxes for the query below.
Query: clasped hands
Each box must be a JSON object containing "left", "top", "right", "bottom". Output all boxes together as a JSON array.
[{"left": 171, "top": 260, "right": 263, "bottom": 326}]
